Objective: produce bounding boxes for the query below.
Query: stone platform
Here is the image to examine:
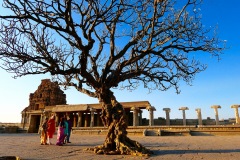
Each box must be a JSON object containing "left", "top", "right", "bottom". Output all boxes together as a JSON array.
[
  {"left": 1, "top": 133, "right": 240, "bottom": 160},
  {"left": 72, "top": 125, "right": 240, "bottom": 136}
]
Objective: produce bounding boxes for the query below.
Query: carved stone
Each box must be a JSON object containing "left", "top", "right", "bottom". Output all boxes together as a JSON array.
[{"left": 27, "top": 79, "right": 66, "bottom": 110}]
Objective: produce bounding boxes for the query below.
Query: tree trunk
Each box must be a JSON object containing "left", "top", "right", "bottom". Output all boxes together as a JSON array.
[{"left": 86, "top": 89, "right": 152, "bottom": 156}]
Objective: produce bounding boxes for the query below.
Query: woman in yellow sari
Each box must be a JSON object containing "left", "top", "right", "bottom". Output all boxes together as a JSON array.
[{"left": 40, "top": 117, "right": 48, "bottom": 145}]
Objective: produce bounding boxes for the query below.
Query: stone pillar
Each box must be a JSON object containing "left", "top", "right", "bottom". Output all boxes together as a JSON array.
[
  {"left": 147, "top": 106, "right": 156, "bottom": 126},
  {"left": 179, "top": 107, "right": 189, "bottom": 126},
  {"left": 24, "top": 113, "right": 30, "bottom": 129},
  {"left": 163, "top": 108, "right": 171, "bottom": 126},
  {"left": 38, "top": 110, "right": 45, "bottom": 134},
  {"left": 90, "top": 108, "right": 96, "bottom": 127},
  {"left": 54, "top": 112, "right": 59, "bottom": 126},
  {"left": 21, "top": 113, "right": 25, "bottom": 124},
  {"left": 139, "top": 110, "right": 143, "bottom": 126},
  {"left": 77, "top": 112, "right": 82, "bottom": 127},
  {"left": 73, "top": 114, "right": 77, "bottom": 127},
  {"left": 22, "top": 112, "right": 26, "bottom": 129},
  {"left": 84, "top": 113, "right": 88, "bottom": 127},
  {"left": 65, "top": 112, "right": 70, "bottom": 119},
  {"left": 125, "top": 110, "right": 130, "bottom": 126},
  {"left": 97, "top": 112, "right": 101, "bottom": 126},
  {"left": 131, "top": 107, "right": 139, "bottom": 126},
  {"left": 211, "top": 105, "right": 221, "bottom": 125},
  {"left": 231, "top": 105, "right": 240, "bottom": 124},
  {"left": 195, "top": 108, "right": 202, "bottom": 125},
  {"left": 28, "top": 114, "right": 32, "bottom": 126},
  {"left": 40, "top": 110, "right": 45, "bottom": 125}
]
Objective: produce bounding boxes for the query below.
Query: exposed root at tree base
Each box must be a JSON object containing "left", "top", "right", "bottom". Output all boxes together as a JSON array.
[
  {"left": 84, "top": 101, "right": 153, "bottom": 157},
  {"left": 85, "top": 137, "right": 153, "bottom": 157}
]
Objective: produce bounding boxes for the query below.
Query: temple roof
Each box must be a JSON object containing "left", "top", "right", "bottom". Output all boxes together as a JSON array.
[
  {"left": 52, "top": 104, "right": 88, "bottom": 112},
  {"left": 51, "top": 101, "right": 152, "bottom": 112}
]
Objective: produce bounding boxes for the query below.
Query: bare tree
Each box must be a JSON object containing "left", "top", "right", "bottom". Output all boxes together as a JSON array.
[{"left": 0, "top": 0, "right": 224, "bottom": 156}]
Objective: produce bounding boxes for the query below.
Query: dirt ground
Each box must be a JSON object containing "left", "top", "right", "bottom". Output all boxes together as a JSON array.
[{"left": 0, "top": 133, "right": 240, "bottom": 160}]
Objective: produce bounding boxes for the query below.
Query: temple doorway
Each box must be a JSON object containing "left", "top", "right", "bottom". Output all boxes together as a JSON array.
[{"left": 28, "top": 115, "right": 41, "bottom": 133}]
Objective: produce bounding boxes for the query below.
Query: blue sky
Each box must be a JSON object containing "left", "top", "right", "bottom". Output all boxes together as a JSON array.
[{"left": 1, "top": 0, "right": 240, "bottom": 123}]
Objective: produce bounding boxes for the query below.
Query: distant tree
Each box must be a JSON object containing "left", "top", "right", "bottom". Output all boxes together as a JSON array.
[{"left": 0, "top": 0, "right": 225, "bottom": 156}]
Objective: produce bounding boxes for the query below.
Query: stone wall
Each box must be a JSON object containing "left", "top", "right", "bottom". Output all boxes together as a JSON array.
[
  {"left": 140, "top": 117, "right": 232, "bottom": 126},
  {"left": 72, "top": 125, "right": 240, "bottom": 136},
  {"left": 0, "top": 123, "right": 21, "bottom": 133}
]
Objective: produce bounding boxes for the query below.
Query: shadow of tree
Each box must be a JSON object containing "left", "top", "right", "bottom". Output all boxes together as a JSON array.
[{"left": 151, "top": 149, "right": 240, "bottom": 156}]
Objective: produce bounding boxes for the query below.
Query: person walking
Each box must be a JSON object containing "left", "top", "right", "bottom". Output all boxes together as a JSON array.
[
  {"left": 56, "top": 117, "right": 65, "bottom": 146},
  {"left": 63, "top": 116, "right": 68, "bottom": 144},
  {"left": 47, "top": 114, "right": 55, "bottom": 145},
  {"left": 66, "top": 116, "right": 72, "bottom": 143},
  {"left": 40, "top": 117, "right": 48, "bottom": 145}
]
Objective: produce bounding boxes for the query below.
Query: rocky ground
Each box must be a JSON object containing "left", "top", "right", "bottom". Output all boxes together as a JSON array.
[{"left": 0, "top": 133, "right": 240, "bottom": 160}]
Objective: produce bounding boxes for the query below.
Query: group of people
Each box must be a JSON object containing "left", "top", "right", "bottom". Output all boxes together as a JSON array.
[{"left": 40, "top": 114, "right": 72, "bottom": 146}]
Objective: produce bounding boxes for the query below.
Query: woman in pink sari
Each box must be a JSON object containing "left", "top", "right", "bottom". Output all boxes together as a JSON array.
[
  {"left": 47, "top": 114, "right": 55, "bottom": 145},
  {"left": 56, "top": 117, "right": 65, "bottom": 146}
]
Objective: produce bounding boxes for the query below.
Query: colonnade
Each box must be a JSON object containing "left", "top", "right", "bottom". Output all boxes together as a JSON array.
[
  {"left": 35, "top": 104, "right": 240, "bottom": 132},
  {"left": 47, "top": 104, "right": 240, "bottom": 128},
  {"left": 53, "top": 106, "right": 157, "bottom": 127},
  {"left": 163, "top": 105, "right": 240, "bottom": 125}
]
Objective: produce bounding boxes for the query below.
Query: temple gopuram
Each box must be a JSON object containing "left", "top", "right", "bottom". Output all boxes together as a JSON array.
[
  {"left": 21, "top": 79, "right": 155, "bottom": 133},
  {"left": 21, "top": 79, "right": 66, "bottom": 132}
]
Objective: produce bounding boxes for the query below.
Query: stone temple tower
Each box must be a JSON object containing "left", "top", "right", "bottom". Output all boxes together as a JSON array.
[
  {"left": 28, "top": 79, "right": 66, "bottom": 110},
  {"left": 21, "top": 79, "right": 66, "bottom": 132}
]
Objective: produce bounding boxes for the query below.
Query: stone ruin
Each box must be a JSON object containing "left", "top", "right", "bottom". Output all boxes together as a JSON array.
[
  {"left": 27, "top": 79, "right": 66, "bottom": 111},
  {"left": 20, "top": 79, "right": 67, "bottom": 133}
]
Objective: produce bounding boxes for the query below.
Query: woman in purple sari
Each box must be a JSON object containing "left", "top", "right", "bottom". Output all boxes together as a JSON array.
[{"left": 56, "top": 117, "right": 65, "bottom": 146}]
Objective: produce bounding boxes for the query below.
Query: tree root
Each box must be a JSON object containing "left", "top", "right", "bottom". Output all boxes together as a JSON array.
[
  {"left": 86, "top": 136, "right": 153, "bottom": 157},
  {"left": 85, "top": 100, "right": 153, "bottom": 157}
]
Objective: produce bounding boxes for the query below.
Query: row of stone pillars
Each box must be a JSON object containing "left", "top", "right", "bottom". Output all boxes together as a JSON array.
[
  {"left": 131, "top": 106, "right": 156, "bottom": 126},
  {"left": 163, "top": 105, "right": 240, "bottom": 125},
  {"left": 53, "top": 110, "right": 99, "bottom": 128},
  {"left": 53, "top": 106, "right": 157, "bottom": 127}
]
